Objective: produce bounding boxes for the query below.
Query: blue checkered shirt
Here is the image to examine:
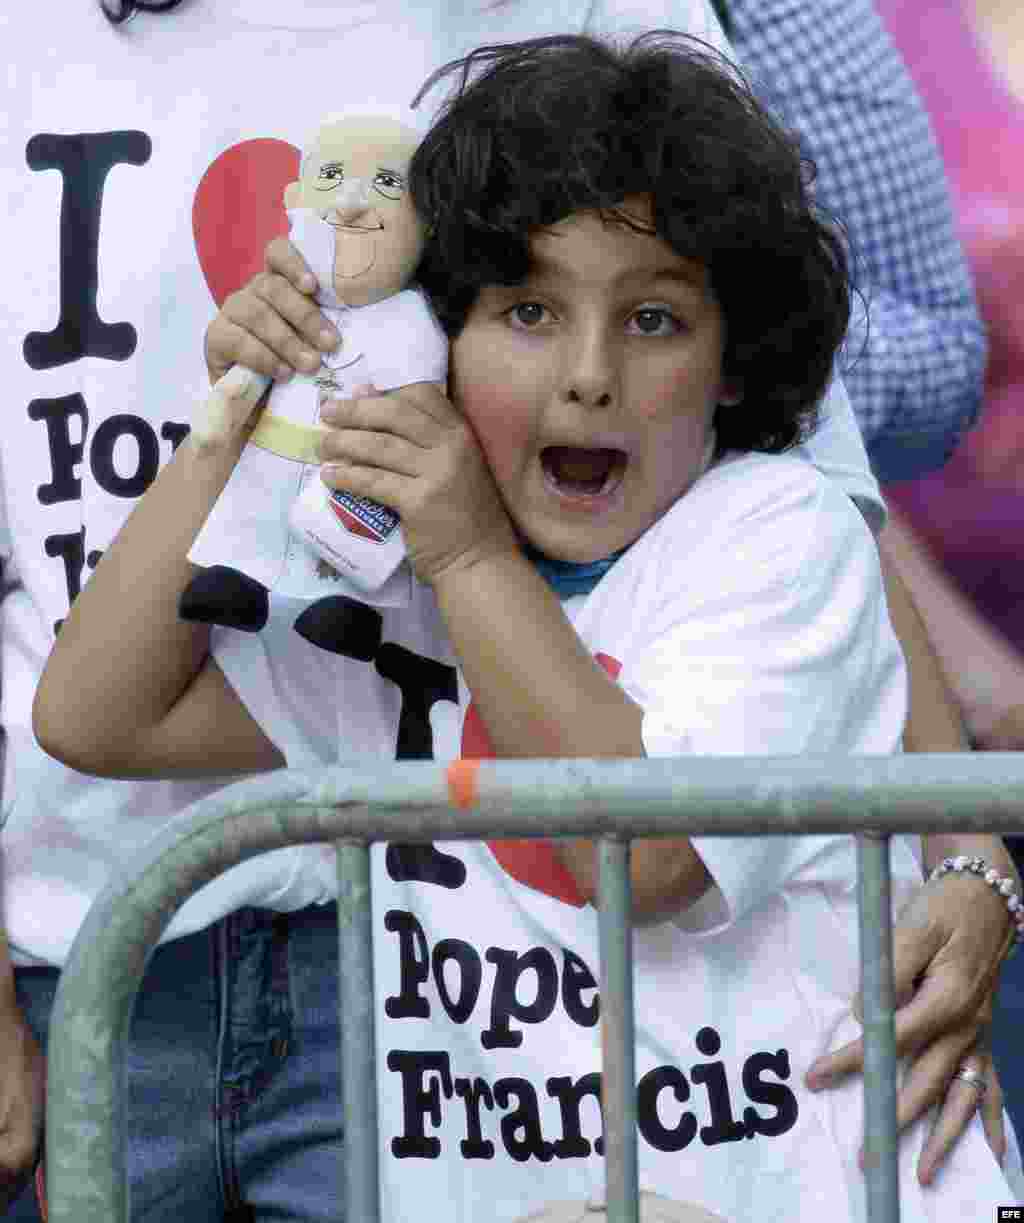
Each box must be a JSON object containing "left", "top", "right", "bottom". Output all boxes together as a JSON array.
[{"left": 728, "top": 0, "right": 987, "bottom": 481}]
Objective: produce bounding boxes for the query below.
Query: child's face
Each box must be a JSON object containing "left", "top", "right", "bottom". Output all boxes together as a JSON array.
[{"left": 450, "top": 196, "right": 740, "bottom": 563}]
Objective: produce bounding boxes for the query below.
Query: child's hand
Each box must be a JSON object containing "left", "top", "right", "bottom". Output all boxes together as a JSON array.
[
  {"left": 318, "top": 383, "right": 519, "bottom": 586},
  {"left": 204, "top": 238, "right": 340, "bottom": 387}
]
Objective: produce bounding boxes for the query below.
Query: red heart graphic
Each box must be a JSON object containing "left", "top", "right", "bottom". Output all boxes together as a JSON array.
[
  {"left": 193, "top": 139, "right": 300, "bottom": 307},
  {"left": 465, "top": 652, "right": 623, "bottom": 908}
]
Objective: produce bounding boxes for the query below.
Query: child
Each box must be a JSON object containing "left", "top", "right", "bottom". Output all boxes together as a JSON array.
[{"left": 32, "top": 30, "right": 1015, "bottom": 1221}]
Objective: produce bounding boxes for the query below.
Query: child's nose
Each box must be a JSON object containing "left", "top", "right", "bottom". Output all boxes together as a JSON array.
[
  {"left": 563, "top": 332, "right": 617, "bottom": 408},
  {"left": 567, "top": 385, "right": 613, "bottom": 408}
]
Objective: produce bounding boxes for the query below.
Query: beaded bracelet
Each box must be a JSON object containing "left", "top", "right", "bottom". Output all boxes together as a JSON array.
[{"left": 927, "top": 855, "right": 1024, "bottom": 956}]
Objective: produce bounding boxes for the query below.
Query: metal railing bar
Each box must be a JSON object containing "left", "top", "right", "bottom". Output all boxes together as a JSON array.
[
  {"left": 336, "top": 841, "right": 379, "bottom": 1222},
  {"left": 598, "top": 837, "right": 639, "bottom": 1223},
  {"left": 858, "top": 833, "right": 901, "bottom": 1222},
  {"left": 44, "top": 756, "right": 1024, "bottom": 1223},
  {"left": 35, "top": 756, "right": 1024, "bottom": 860}
]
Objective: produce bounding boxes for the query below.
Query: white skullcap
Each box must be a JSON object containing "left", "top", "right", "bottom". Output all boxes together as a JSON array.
[{"left": 300, "top": 104, "right": 429, "bottom": 162}]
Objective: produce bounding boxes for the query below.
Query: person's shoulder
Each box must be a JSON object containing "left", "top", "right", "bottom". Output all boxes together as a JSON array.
[
  {"left": 637, "top": 450, "right": 875, "bottom": 591},
  {"left": 685, "top": 449, "right": 861, "bottom": 530}
]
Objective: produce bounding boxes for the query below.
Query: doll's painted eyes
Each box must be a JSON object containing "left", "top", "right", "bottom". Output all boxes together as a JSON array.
[
  {"left": 316, "top": 162, "right": 345, "bottom": 190},
  {"left": 373, "top": 171, "right": 405, "bottom": 200},
  {"left": 314, "top": 164, "right": 404, "bottom": 199}
]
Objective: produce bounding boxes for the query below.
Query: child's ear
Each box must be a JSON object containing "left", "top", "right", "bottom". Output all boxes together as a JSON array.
[{"left": 283, "top": 180, "right": 301, "bottom": 208}]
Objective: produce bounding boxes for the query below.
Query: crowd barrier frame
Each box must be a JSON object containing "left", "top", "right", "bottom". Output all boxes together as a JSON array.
[{"left": 43, "top": 753, "right": 1024, "bottom": 1223}]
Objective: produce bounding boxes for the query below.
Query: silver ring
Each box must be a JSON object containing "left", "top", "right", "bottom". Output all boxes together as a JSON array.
[{"left": 953, "top": 1065, "right": 988, "bottom": 1099}]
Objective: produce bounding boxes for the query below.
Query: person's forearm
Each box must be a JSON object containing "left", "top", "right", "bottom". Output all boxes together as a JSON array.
[
  {"left": 432, "top": 551, "right": 711, "bottom": 919},
  {"left": 434, "top": 550, "right": 642, "bottom": 759},
  {"left": 879, "top": 524, "right": 966, "bottom": 755},
  {"left": 879, "top": 529, "right": 1022, "bottom": 894},
  {"left": 33, "top": 428, "right": 249, "bottom": 773},
  {"left": 883, "top": 504, "right": 1024, "bottom": 741}
]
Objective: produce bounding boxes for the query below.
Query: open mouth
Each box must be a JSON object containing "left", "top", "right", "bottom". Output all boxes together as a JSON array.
[{"left": 540, "top": 446, "right": 628, "bottom": 497}]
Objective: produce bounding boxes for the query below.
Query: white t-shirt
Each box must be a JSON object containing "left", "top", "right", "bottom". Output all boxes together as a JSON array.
[
  {"left": 1, "top": 0, "right": 881, "bottom": 968},
  {"left": 213, "top": 452, "right": 1010, "bottom": 1218}
]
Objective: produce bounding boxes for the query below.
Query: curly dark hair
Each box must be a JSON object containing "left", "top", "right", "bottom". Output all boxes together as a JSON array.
[{"left": 410, "top": 31, "right": 854, "bottom": 454}]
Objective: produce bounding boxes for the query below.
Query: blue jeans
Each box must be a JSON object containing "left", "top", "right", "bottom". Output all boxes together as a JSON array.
[{"left": 8, "top": 904, "right": 343, "bottom": 1222}]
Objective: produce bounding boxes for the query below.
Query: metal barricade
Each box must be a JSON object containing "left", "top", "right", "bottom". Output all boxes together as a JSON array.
[{"left": 43, "top": 754, "right": 1024, "bottom": 1223}]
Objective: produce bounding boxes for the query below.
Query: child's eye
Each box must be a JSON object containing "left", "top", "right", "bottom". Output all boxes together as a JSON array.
[
  {"left": 506, "top": 302, "right": 552, "bottom": 329},
  {"left": 627, "top": 307, "right": 683, "bottom": 336}
]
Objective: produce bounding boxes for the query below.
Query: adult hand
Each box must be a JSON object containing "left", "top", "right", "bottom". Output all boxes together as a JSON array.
[
  {"left": 204, "top": 237, "right": 340, "bottom": 386},
  {"left": 319, "top": 383, "right": 518, "bottom": 586},
  {"left": 805, "top": 870, "right": 1013, "bottom": 1185},
  {"left": 0, "top": 1002, "right": 45, "bottom": 1212}
]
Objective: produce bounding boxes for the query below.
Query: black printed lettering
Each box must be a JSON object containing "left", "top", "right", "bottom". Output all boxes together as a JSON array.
[
  {"left": 46, "top": 528, "right": 85, "bottom": 635},
  {"left": 481, "top": 947, "right": 559, "bottom": 1050},
  {"left": 29, "top": 394, "right": 88, "bottom": 505},
  {"left": 90, "top": 414, "right": 160, "bottom": 498},
  {"left": 691, "top": 1028, "right": 745, "bottom": 1146},
  {"left": 377, "top": 642, "right": 465, "bottom": 890},
  {"left": 561, "top": 949, "right": 599, "bottom": 1028},
  {"left": 384, "top": 910, "right": 431, "bottom": 1020},
  {"left": 387, "top": 1050, "right": 454, "bottom": 1158},
  {"left": 636, "top": 1066, "right": 697, "bottom": 1152},
  {"left": 741, "top": 1050, "right": 798, "bottom": 1138},
  {"left": 546, "top": 1073, "right": 604, "bottom": 1158},
  {"left": 24, "top": 131, "right": 150, "bottom": 369},
  {"left": 161, "top": 421, "right": 190, "bottom": 454},
  {"left": 375, "top": 642, "right": 458, "bottom": 761},
  {"left": 493, "top": 1078, "right": 554, "bottom": 1163},
  {"left": 432, "top": 939, "right": 482, "bottom": 1025},
  {"left": 385, "top": 842, "right": 467, "bottom": 891},
  {"left": 453, "top": 1076, "right": 495, "bottom": 1159}
]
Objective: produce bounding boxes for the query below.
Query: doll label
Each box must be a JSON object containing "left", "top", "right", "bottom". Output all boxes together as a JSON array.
[
  {"left": 327, "top": 489, "right": 401, "bottom": 543},
  {"left": 289, "top": 475, "right": 406, "bottom": 593}
]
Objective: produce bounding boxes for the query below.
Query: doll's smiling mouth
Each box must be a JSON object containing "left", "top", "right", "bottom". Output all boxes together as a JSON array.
[{"left": 540, "top": 446, "right": 628, "bottom": 496}]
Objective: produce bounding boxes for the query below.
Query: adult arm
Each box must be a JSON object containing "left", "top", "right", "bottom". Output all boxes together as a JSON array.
[
  {"left": 806, "top": 535, "right": 1019, "bottom": 1182},
  {"left": 883, "top": 501, "right": 1024, "bottom": 748},
  {"left": 0, "top": 930, "right": 44, "bottom": 1212},
  {"left": 32, "top": 423, "right": 284, "bottom": 780},
  {"left": 728, "top": 0, "right": 986, "bottom": 480}
]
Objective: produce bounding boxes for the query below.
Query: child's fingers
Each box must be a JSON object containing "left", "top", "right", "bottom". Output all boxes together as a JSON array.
[
  {"left": 321, "top": 383, "right": 454, "bottom": 435},
  {"left": 320, "top": 392, "right": 447, "bottom": 449},
  {"left": 230, "top": 272, "right": 338, "bottom": 361},
  {"left": 264, "top": 236, "right": 320, "bottom": 296},
  {"left": 320, "top": 428, "right": 422, "bottom": 477},
  {"left": 208, "top": 284, "right": 332, "bottom": 385},
  {"left": 203, "top": 318, "right": 294, "bottom": 387}
]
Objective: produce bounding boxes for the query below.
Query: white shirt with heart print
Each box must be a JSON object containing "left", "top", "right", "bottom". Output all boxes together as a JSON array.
[{"left": 2, "top": 0, "right": 881, "bottom": 973}]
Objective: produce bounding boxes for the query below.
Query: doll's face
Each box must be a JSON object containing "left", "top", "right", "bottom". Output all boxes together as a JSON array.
[{"left": 290, "top": 117, "right": 425, "bottom": 307}]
